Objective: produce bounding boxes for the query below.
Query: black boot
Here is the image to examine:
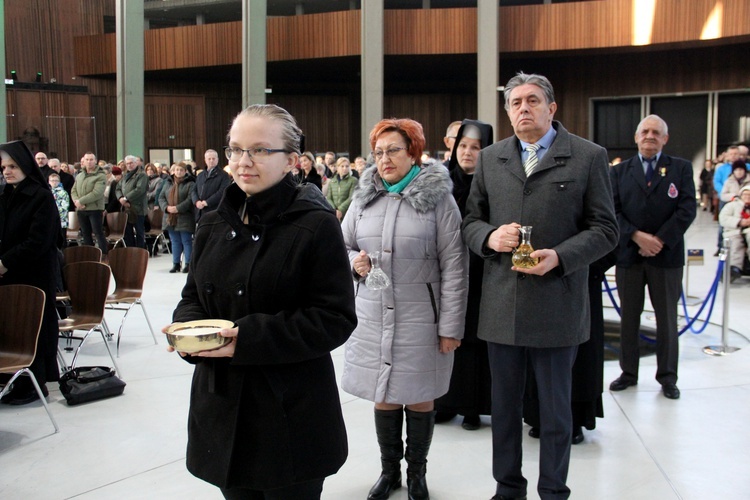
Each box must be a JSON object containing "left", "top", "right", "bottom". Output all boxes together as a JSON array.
[
  {"left": 405, "top": 409, "right": 435, "bottom": 500},
  {"left": 169, "top": 263, "right": 181, "bottom": 273},
  {"left": 368, "top": 408, "right": 404, "bottom": 500},
  {"left": 182, "top": 263, "right": 190, "bottom": 274}
]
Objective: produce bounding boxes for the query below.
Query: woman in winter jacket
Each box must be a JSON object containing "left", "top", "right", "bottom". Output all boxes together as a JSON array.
[
  {"left": 719, "top": 185, "right": 750, "bottom": 277},
  {"left": 158, "top": 164, "right": 195, "bottom": 273},
  {"left": 145, "top": 162, "right": 164, "bottom": 209},
  {"left": 719, "top": 160, "right": 750, "bottom": 202},
  {"left": 165, "top": 104, "right": 357, "bottom": 499},
  {"left": 326, "top": 156, "right": 358, "bottom": 221},
  {"left": 297, "top": 150, "right": 322, "bottom": 190},
  {"left": 341, "top": 118, "right": 468, "bottom": 500}
]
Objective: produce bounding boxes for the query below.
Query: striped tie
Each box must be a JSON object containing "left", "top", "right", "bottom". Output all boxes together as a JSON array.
[{"left": 524, "top": 143, "right": 541, "bottom": 177}]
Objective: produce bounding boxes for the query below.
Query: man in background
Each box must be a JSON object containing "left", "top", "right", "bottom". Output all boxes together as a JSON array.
[
  {"left": 609, "top": 115, "right": 696, "bottom": 400},
  {"left": 35, "top": 151, "right": 54, "bottom": 179},
  {"left": 193, "top": 149, "right": 231, "bottom": 223},
  {"left": 442, "top": 121, "right": 462, "bottom": 168},
  {"left": 116, "top": 155, "right": 148, "bottom": 248}
]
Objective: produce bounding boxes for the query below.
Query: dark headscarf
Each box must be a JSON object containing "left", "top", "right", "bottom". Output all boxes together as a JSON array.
[
  {"left": 448, "top": 120, "right": 494, "bottom": 214},
  {"left": 447, "top": 120, "right": 494, "bottom": 173},
  {"left": 0, "top": 140, "right": 50, "bottom": 191}
]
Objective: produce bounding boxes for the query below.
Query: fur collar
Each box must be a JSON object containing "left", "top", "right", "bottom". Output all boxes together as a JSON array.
[{"left": 353, "top": 162, "right": 453, "bottom": 213}]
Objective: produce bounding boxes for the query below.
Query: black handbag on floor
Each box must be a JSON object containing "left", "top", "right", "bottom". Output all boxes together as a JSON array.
[{"left": 59, "top": 366, "right": 126, "bottom": 406}]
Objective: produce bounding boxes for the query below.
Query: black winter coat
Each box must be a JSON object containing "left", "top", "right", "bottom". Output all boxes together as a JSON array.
[
  {"left": 611, "top": 154, "right": 696, "bottom": 268},
  {"left": 298, "top": 167, "right": 322, "bottom": 190},
  {"left": 173, "top": 175, "right": 357, "bottom": 490},
  {"left": 0, "top": 177, "right": 61, "bottom": 383},
  {"left": 192, "top": 166, "right": 231, "bottom": 222}
]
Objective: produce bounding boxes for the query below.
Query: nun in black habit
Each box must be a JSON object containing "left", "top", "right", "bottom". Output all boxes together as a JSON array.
[
  {"left": 0, "top": 140, "right": 61, "bottom": 405},
  {"left": 434, "top": 119, "right": 494, "bottom": 430}
]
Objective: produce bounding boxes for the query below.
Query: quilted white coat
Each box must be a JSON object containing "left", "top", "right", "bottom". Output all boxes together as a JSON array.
[{"left": 340, "top": 163, "right": 468, "bottom": 405}]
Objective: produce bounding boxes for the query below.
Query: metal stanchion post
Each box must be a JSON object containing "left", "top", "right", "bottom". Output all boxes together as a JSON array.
[
  {"left": 704, "top": 238, "right": 740, "bottom": 356},
  {"left": 683, "top": 250, "right": 702, "bottom": 306}
]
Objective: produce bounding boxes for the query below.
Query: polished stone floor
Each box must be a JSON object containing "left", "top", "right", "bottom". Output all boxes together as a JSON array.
[{"left": 1, "top": 209, "right": 749, "bottom": 499}]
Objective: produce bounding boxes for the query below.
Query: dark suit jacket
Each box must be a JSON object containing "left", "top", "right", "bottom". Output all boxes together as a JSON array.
[
  {"left": 610, "top": 154, "right": 696, "bottom": 268},
  {"left": 463, "top": 121, "right": 619, "bottom": 348}
]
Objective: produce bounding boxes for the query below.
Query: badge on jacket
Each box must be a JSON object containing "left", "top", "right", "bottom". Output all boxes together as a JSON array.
[{"left": 668, "top": 183, "right": 678, "bottom": 198}]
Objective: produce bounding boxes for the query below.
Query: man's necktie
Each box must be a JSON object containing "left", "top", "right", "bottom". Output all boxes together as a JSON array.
[
  {"left": 644, "top": 157, "right": 655, "bottom": 183},
  {"left": 524, "top": 143, "right": 541, "bottom": 177}
]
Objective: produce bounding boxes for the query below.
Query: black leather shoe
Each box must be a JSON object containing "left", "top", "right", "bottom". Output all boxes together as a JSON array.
[
  {"left": 662, "top": 384, "right": 680, "bottom": 399},
  {"left": 491, "top": 495, "right": 527, "bottom": 500},
  {"left": 572, "top": 426, "right": 584, "bottom": 445},
  {"left": 609, "top": 376, "right": 637, "bottom": 391},
  {"left": 730, "top": 266, "right": 742, "bottom": 283},
  {"left": 528, "top": 427, "right": 540, "bottom": 438},
  {"left": 1, "top": 383, "right": 48, "bottom": 406},
  {"left": 462, "top": 414, "right": 480, "bottom": 431}
]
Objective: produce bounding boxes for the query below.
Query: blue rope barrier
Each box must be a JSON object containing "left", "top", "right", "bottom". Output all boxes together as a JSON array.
[
  {"left": 678, "top": 260, "right": 723, "bottom": 335},
  {"left": 602, "top": 259, "right": 725, "bottom": 343}
]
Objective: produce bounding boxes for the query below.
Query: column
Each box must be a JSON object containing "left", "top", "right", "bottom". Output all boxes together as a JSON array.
[
  {"left": 242, "top": 0, "right": 266, "bottom": 107},
  {"left": 0, "top": 0, "right": 7, "bottom": 142},
  {"left": 116, "top": 0, "right": 144, "bottom": 160},
  {"left": 361, "top": 1, "right": 384, "bottom": 157},
  {"left": 477, "top": 0, "right": 498, "bottom": 140}
]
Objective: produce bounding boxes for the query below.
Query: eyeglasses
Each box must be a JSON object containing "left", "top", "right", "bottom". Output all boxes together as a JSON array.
[
  {"left": 224, "top": 146, "right": 289, "bottom": 162},
  {"left": 373, "top": 147, "right": 407, "bottom": 161}
]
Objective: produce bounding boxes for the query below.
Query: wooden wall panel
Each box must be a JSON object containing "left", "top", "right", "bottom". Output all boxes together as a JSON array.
[
  {"left": 384, "top": 8, "right": 477, "bottom": 55},
  {"left": 269, "top": 95, "right": 356, "bottom": 155},
  {"left": 500, "top": 0, "right": 750, "bottom": 53},
  {"left": 384, "top": 93, "right": 477, "bottom": 158},
  {"left": 267, "top": 10, "right": 360, "bottom": 61},
  {"left": 494, "top": 42, "right": 750, "bottom": 141},
  {"left": 5, "top": 0, "right": 110, "bottom": 86},
  {"left": 205, "top": 96, "right": 242, "bottom": 153},
  {"left": 144, "top": 95, "right": 206, "bottom": 160},
  {"left": 90, "top": 95, "right": 117, "bottom": 162},
  {"left": 13, "top": 91, "right": 44, "bottom": 140},
  {"left": 73, "top": 1, "right": 750, "bottom": 75}
]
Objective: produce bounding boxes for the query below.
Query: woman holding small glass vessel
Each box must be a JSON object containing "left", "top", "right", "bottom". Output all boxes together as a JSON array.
[
  {"left": 165, "top": 104, "right": 357, "bottom": 499},
  {"left": 341, "top": 118, "right": 468, "bottom": 500}
]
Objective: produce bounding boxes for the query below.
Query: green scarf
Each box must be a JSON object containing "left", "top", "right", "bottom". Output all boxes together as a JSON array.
[{"left": 382, "top": 165, "right": 420, "bottom": 194}]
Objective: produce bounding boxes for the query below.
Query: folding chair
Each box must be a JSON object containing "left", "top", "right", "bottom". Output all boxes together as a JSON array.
[
  {"left": 58, "top": 262, "right": 121, "bottom": 375},
  {"left": 146, "top": 206, "right": 170, "bottom": 256},
  {"left": 105, "top": 247, "right": 158, "bottom": 355},
  {"left": 0, "top": 284, "right": 60, "bottom": 432},
  {"left": 105, "top": 211, "right": 128, "bottom": 249},
  {"left": 56, "top": 245, "right": 103, "bottom": 302},
  {"left": 66, "top": 211, "right": 82, "bottom": 246}
]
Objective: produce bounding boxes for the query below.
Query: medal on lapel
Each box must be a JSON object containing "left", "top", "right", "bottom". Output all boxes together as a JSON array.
[
  {"left": 668, "top": 183, "right": 678, "bottom": 199},
  {"left": 659, "top": 167, "right": 666, "bottom": 177}
]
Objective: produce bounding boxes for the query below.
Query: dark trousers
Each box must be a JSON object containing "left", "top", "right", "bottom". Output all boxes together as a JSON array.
[
  {"left": 77, "top": 209, "right": 108, "bottom": 254},
  {"left": 488, "top": 342, "right": 577, "bottom": 500},
  {"left": 616, "top": 263, "right": 682, "bottom": 386},
  {"left": 124, "top": 214, "right": 146, "bottom": 248},
  {"left": 220, "top": 478, "right": 324, "bottom": 500}
]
